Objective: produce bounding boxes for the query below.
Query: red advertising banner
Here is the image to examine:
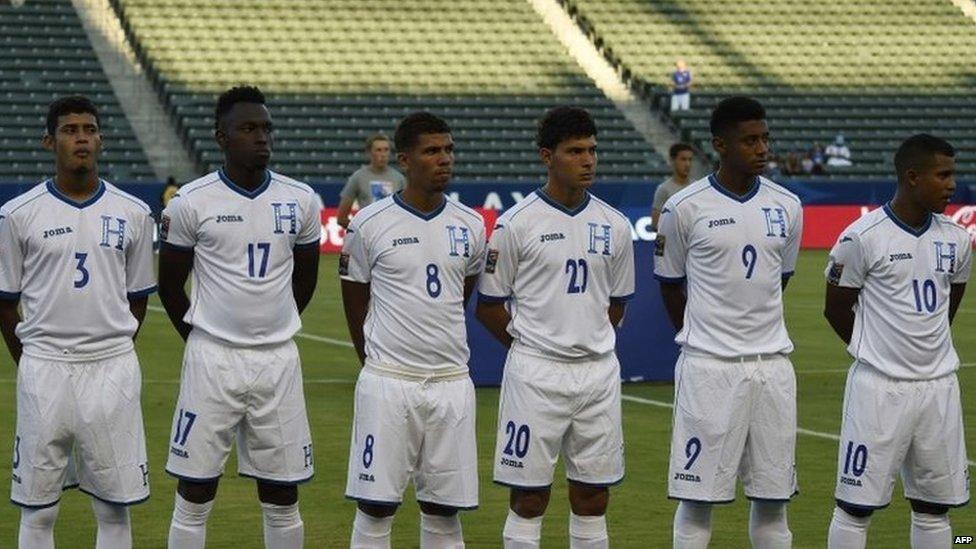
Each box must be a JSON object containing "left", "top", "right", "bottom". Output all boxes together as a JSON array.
[
  {"left": 319, "top": 207, "right": 499, "bottom": 253},
  {"left": 802, "top": 204, "right": 976, "bottom": 248}
]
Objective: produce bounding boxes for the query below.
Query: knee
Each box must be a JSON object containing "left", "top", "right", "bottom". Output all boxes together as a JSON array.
[
  {"left": 568, "top": 483, "right": 609, "bottom": 516},
  {"left": 256, "top": 482, "right": 298, "bottom": 506},
  {"left": 909, "top": 499, "right": 948, "bottom": 516},
  {"left": 178, "top": 479, "right": 219, "bottom": 504},
  {"left": 418, "top": 501, "right": 459, "bottom": 517},
  {"left": 21, "top": 504, "right": 60, "bottom": 530},
  {"left": 511, "top": 488, "right": 551, "bottom": 518},
  {"left": 836, "top": 500, "right": 874, "bottom": 519},
  {"left": 91, "top": 499, "right": 130, "bottom": 525},
  {"left": 358, "top": 501, "right": 398, "bottom": 518}
]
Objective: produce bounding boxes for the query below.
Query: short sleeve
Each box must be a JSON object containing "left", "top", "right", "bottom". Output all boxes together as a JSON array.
[
  {"left": 478, "top": 219, "right": 518, "bottom": 301},
  {"left": 652, "top": 184, "right": 668, "bottom": 213},
  {"left": 126, "top": 211, "right": 158, "bottom": 297},
  {"left": 611, "top": 222, "right": 635, "bottom": 301},
  {"left": 339, "top": 217, "right": 370, "bottom": 283},
  {"left": 782, "top": 204, "right": 803, "bottom": 278},
  {"left": 653, "top": 201, "right": 687, "bottom": 282},
  {"left": 394, "top": 170, "right": 406, "bottom": 191},
  {"left": 339, "top": 172, "right": 360, "bottom": 201},
  {"left": 951, "top": 233, "right": 972, "bottom": 284},
  {"left": 295, "top": 191, "right": 322, "bottom": 249},
  {"left": 0, "top": 209, "right": 24, "bottom": 299},
  {"left": 465, "top": 219, "right": 488, "bottom": 277},
  {"left": 159, "top": 194, "right": 197, "bottom": 251},
  {"left": 825, "top": 231, "right": 868, "bottom": 288}
]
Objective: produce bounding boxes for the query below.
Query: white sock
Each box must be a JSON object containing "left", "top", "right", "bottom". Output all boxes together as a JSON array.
[
  {"left": 168, "top": 493, "right": 214, "bottom": 549},
  {"left": 827, "top": 507, "right": 870, "bottom": 549},
  {"left": 262, "top": 502, "right": 303, "bottom": 549},
  {"left": 910, "top": 511, "right": 951, "bottom": 549},
  {"left": 503, "top": 509, "right": 543, "bottom": 549},
  {"left": 92, "top": 499, "right": 132, "bottom": 549},
  {"left": 673, "top": 501, "right": 712, "bottom": 549},
  {"left": 748, "top": 501, "right": 792, "bottom": 549},
  {"left": 569, "top": 513, "right": 607, "bottom": 549},
  {"left": 420, "top": 512, "right": 464, "bottom": 548},
  {"left": 351, "top": 508, "right": 394, "bottom": 549},
  {"left": 19, "top": 504, "right": 59, "bottom": 549}
]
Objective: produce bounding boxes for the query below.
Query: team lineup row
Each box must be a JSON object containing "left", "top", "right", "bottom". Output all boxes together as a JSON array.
[{"left": 0, "top": 88, "right": 970, "bottom": 549}]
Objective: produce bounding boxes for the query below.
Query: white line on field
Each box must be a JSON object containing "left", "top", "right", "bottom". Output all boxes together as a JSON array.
[{"left": 620, "top": 394, "right": 976, "bottom": 469}]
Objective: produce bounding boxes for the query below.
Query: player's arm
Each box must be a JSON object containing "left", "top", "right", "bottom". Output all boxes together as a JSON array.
[
  {"left": 128, "top": 296, "right": 148, "bottom": 338},
  {"left": 158, "top": 247, "right": 195, "bottom": 341},
  {"left": 475, "top": 300, "right": 513, "bottom": 348},
  {"left": 653, "top": 200, "right": 687, "bottom": 331},
  {"left": 608, "top": 302, "right": 626, "bottom": 328},
  {"left": 340, "top": 280, "right": 370, "bottom": 364},
  {"left": 823, "top": 284, "right": 859, "bottom": 345},
  {"left": 336, "top": 195, "right": 355, "bottom": 229},
  {"left": 659, "top": 283, "right": 686, "bottom": 332},
  {"left": 476, "top": 220, "right": 516, "bottom": 348},
  {"left": 292, "top": 246, "right": 320, "bottom": 314},
  {"left": 0, "top": 299, "right": 22, "bottom": 363},
  {"left": 949, "top": 284, "right": 966, "bottom": 323}
]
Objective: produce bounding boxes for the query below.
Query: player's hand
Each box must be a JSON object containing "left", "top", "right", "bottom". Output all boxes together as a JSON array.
[{"left": 337, "top": 216, "right": 350, "bottom": 229}]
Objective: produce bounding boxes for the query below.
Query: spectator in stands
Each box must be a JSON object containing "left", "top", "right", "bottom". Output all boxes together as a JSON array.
[
  {"left": 810, "top": 143, "right": 827, "bottom": 174},
  {"left": 670, "top": 59, "right": 692, "bottom": 112},
  {"left": 336, "top": 134, "right": 405, "bottom": 229},
  {"left": 160, "top": 175, "right": 180, "bottom": 209},
  {"left": 767, "top": 152, "right": 784, "bottom": 179},
  {"left": 826, "top": 134, "right": 853, "bottom": 167},
  {"left": 652, "top": 142, "right": 695, "bottom": 229},
  {"left": 785, "top": 150, "right": 803, "bottom": 176}
]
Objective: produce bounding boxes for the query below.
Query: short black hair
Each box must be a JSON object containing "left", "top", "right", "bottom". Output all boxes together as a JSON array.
[
  {"left": 894, "top": 134, "right": 955, "bottom": 180},
  {"left": 46, "top": 95, "right": 99, "bottom": 136},
  {"left": 214, "top": 86, "right": 266, "bottom": 130},
  {"left": 709, "top": 96, "right": 765, "bottom": 137},
  {"left": 394, "top": 112, "right": 451, "bottom": 152},
  {"left": 536, "top": 106, "right": 597, "bottom": 150},
  {"left": 669, "top": 142, "right": 694, "bottom": 159}
]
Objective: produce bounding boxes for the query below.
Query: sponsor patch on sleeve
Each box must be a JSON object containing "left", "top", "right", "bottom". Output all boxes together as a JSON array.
[
  {"left": 827, "top": 262, "right": 845, "bottom": 285},
  {"left": 654, "top": 234, "right": 666, "bottom": 257},
  {"left": 338, "top": 252, "right": 350, "bottom": 276},
  {"left": 484, "top": 249, "right": 499, "bottom": 274},
  {"left": 160, "top": 214, "right": 170, "bottom": 241}
]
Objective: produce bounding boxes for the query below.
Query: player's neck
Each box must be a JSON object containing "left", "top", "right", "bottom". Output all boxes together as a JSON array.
[
  {"left": 714, "top": 168, "right": 754, "bottom": 196},
  {"left": 222, "top": 164, "right": 266, "bottom": 191},
  {"left": 368, "top": 163, "right": 386, "bottom": 174},
  {"left": 541, "top": 181, "right": 587, "bottom": 210},
  {"left": 399, "top": 186, "right": 444, "bottom": 213},
  {"left": 53, "top": 170, "right": 99, "bottom": 201},
  {"left": 888, "top": 195, "right": 930, "bottom": 229},
  {"left": 672, "top": 173, "right": 690, "bottom": 186}
]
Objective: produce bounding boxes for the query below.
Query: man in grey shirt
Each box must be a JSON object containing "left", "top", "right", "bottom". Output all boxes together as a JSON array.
[
  {"left": 336, "top": 133, "right": 406, "bottom": 228},
  {"left": 652, "top": 142, "right": 695, "bottom": 230}
]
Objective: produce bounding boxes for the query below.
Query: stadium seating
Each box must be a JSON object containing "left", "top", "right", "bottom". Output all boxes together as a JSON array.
[
  {"left": 110, "top": 0, "right": 669, "bottom": 182},
  {"left": 0, "top": 0, "right": 156, "bottom": 183},
  {"left": 563, "top": 0, "right": 976, "bottom": 179}
]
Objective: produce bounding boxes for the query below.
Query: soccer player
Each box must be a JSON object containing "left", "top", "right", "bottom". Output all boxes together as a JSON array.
[
  {"left": 341, "top": 112, "right": 486, "bottom": 548},
  {"left": 0, "top": 95, "right": 156, "bottom": 549},
  {"left": 654, "top": 96, "right": 803, "bottom": 549},
  {"left": 824, "top": 134, "right": 971, "bottom": 549},
  {"left": 476, "top": 106, "right": 635, "bottom": 549},
  {"left": 652, "top": 142, "right": 695, "bottom": 230},
  {"left": 158, "top": 86, "right": 321, "bottom": 549}
]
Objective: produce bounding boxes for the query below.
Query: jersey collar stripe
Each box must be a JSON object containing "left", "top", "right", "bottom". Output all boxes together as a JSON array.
[
  {"left": 535, "top": 188, "right": 590, "bottom": 216},
  {"left": 882, "top": 202, "right": 931, "bottom": 237},
  {"left": 0, "top": 290, "right": 21, "bottom": 301},
  {"left": 392, "top": 191, "right": 446, "bottom": 221},
  {"left": 707, "top": 173, "right": 760, "bottom": 203},
  {"left": 45, "top": 178, "right": 106, "bottom": 209},
  {"left": 218, "top": 168, "right": 271, "bottom": 199}
]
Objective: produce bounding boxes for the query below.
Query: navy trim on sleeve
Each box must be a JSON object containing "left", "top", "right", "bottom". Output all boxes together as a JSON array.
[
  {"left": 293, "top": 240, "right": 321, "bottom": 251},
  {"left": 781, "top": 271, "right": 795, "bottom": 280},
  {"left": 477, "top": 292, "right": 510, "bottom": 303},
  {"left": 127, "top": 285, "right": 157, "bottom": 298},
  {"left": 0, "top": 290, "right": 21, "bottom": 301},
  {"left": 654, "top": 274, "right": 687, "bottom": 284},
  {"left": 159, "top": 241, "right": 194, "bottom": 253},
  {"left": 609, "top": 293, "right": 635, "bottom": 303}
]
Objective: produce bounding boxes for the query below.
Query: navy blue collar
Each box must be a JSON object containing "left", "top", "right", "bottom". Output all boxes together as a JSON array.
[
  {"left": 708, "top": 173, "right": 760, "bottom": 203},
  {"left": 536, "top": 188, "right": 590, "bottom": 216},
  {"left": 46, "top": 178, "right": 105, "bottom": 209},
  {"left": 219, "top": 168, "right": 271, "bottom": 199},
  {"left": 393, "top": 191, "right": 446, "bottom": 221},
  {"left": 883, "top": 202, "right": 931, "bottom": 237}
]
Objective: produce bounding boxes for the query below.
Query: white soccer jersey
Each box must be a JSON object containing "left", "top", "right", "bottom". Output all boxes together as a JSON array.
[
  {"left": 340, "top": 193, "right": 486, "bottom": 372},
  {"left": 0, "top": 179, "right": 156, "bottom": 361},
  {"left": 654, "top": 174, "right": 803, "bottom": 358},
  {"left": 160, "top": 169, "right": 321, "bottom": 346},
  {"left": 478, "top": 190, "right": 635, "bottom": 360},
  {"left": 825, "top": 204, "right": 972, "bottom": 380}
]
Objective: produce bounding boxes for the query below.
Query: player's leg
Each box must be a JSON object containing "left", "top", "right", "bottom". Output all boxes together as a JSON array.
[
  {"left": 91, "top": 498, "right": 132, "bottom": 549},
  {"left": 494, "top": 348, "right": 572, "bottom": 548},
  {"left": 673, "top": 500, "right": 712, "bottom": 549},
  {"left": 169, "top": 479, "right": 219, "bottom": 549},
  {"left": 18, "top": 504, "right": 60, "bottom": 549},
  {"left": 908, "top": 500, "right": 951, "bottom": 549},
  {"left": 566, "top": 483, "right": 609, "bottom": 549},
  {"left": 827, "top": 501, "right": 873, "bottom": 549},
  {"left": 414, "top": 376, "right": 478, "bottom": 548},
  {"left": 255, "top": 482, "right": 303, "bottom": 549}
]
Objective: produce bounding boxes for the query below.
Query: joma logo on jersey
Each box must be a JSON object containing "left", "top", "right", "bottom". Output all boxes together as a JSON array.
[
  {"left": 840, "top": 476, "right": 863, "bottom": 487},
  {"left": 500, "top": 457, "right": 524, "bottom": 469},
  {"left": 271, "top": 202, "right": 298, "bottom": 234},
  {"left": 358, "top": 473, "right": 375, "bottom": 482},
  {"left": 707, "top": 217, "right": 736, "bottom": 229},
  {"left": 216, "top": 215, "right": 244, "bottom": 223},
  {"left": 42, "top": 226, "right": 73, "bottom": 239},
  {"left": 762, "top": 207, "right": 788, "bottom": 237},
  {"left": 587, "top": 223, "right": 611, "bottom": 255},
  {"left": 169, "top": 446, "right": 188, "bottom": 459},
  {"left": 392, "top": 237, "right": 420, "bottom": 247},
  {"left": 446, "top": 225, "right": 470, "bottom": 257},
  {"left": 933, "top": 241, "right": 957, "bottom": 273},
  {"left": 540, "top": 232, "right": 565, "bottom": 242},
  {"left": 673, "top": 472, "right": 701, "bottom": 483},
  {"left": 99, "top": 216, "right": 126, "bottom": 250},
  {"left": 889, "top": 252, "right": 913, "bottom": 262}
]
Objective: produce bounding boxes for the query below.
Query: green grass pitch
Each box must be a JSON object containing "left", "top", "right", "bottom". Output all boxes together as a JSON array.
[{"left": 0, "top": 250, "right": 972, "bottom": 547}]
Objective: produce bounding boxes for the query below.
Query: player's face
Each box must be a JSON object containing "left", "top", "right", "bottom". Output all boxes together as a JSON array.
[
  {"left": 368, "top": 140, "right": 390, "bottom": 169},
  {"left": 714, "top": 119, "right": 769, "bottom": 177},
  {"left": 672, "top": 150, "right": 694, "bottom": 179},
  {"left": 542, "top": 135, "right": 597, "bottom": 191},
  {"left": 910, "top": 153, "right": 956, "bottom": 214},
  {"left": 399, "top": 133, "right": 454, "bottom": 193},
  {"left": 43, "top": 112, "right": 101, "bottom": 175},
  {"left": 216, "top": 102, "right": 273, "bottom": 171}
]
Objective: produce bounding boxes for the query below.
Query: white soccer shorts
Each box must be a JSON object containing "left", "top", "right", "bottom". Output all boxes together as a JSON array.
[
  {"left": 165, "top": 331, "right": 314, "bottom": 484},
  {"left": 834, "top": 363, "right": 969, "bottom": 509},
  {"left": 493, "top": 346, "right": 624, "bottom": 489},
  {"left": 345, "top": 366, "right": 479, "bottom": 509},
  {"left": 11, "top": 350, "right": 149, "bottom": 508},
  {"left": 668, "top": 351, "right": 797, "bottom": 503}
]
